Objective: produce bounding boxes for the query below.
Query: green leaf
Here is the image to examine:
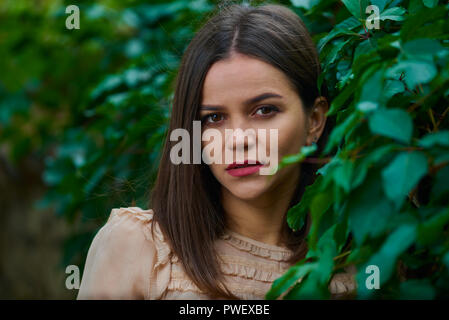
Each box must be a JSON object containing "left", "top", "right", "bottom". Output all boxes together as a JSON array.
[
  {"left": 317, "top": 225, "right": 338, "bottom": 263},
  {"left": 347, "top": 171, "right": 395, "bottom": 245},
  {"left": 285, "top": 269, "right": 330, "bottom": 299},
  {"left": 358, "top": 224, "right": 417, "bottom": 298},
  {"left": 382, "top": 79, "right": 405, "bottom": 101},
  {"left": 356, "top": 69, "right": 384, "bottom": 113},
  {"left": 402, "top": 39, "right": 447, "bottom": 61},
  {"left": 290, "top": 0, "right": 317, "bottom": 10},
  {"left": 368, "top": 108, "right": 413, "bottom": 144},
  {"left": 409, "top": 0, "right": 425, "bottom": 13},
  {"left": 83, "top": 166, "right": 107, "bottom": 194},
  {"left": 91, "top": 75, "right": 122, "bottom": 99},
  {"left": 325, "top": 111, "right": 361, "bottom": 154},
  {"left": 351, "top": 145, "right": 395, "bottom": 189},
  {"left": 326, "top": 80, "right": 357, "bottom": 116},
  {"left": 443, "top": 251, "right": 449, "bottom": 271},
  {"left": 286, "top": 227, "right": 336, "bottom": 299},
  {"left": 106, "top": 92, "right": 129, "bottom": 107},
  {"left": 379, "top": 7, "right": 406, "bottom": 22},
  {"left": 334, "top": 209, "right": 349, "bottom": 252},
  {"left": 308, "top": 192, "right": 333, "bottom": 250},
  {"left": 432, "top": 165, "right": 449, "bottom": 198},
  {"left": 418, "top": 130, "right": 449, "bottom": 148},
  {"left": 417, "top": 209, "right": 449, "bottom": 245},
  {"left": 399, "top": 279, "right": 436, "bottom": 299},
  {"left": 265, "top": 259, "right": 315, "bottom": 299},
  {"left": 401, "top": 6, "right": 445, "bottom": 41},
  {"left": 278, "top": 143, "right": 317, "bottom": 169},
  {"left": 341, "top": 0, "right": 370, "bottom": 19},
  {"left": 386, "top": 60, "right": 437, "bottom": 89},
  {"left": 324, "top": 39, "right": 352, "bottom": 67},
  {"left": 317, "top": 17, "right": 361, "bottom": 51},
  {"left": 422, "top": 0, "right": 438, "bottom": 8},
  {"left": 287, "top": 175, "right": 323, "bottom": 231},
  {"left": 333, "top": 159, "right": 354, "bottom": 193},
  {"left": 371, "top": 0, "right": 388, "bottom": 12},
  {"left": 381, "top": 151, "right": 428, "bottom": 209}
]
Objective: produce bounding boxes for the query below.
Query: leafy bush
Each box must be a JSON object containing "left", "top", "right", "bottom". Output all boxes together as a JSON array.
[{"left": 267, "top": 0, "right": 449, "bottom": 299}]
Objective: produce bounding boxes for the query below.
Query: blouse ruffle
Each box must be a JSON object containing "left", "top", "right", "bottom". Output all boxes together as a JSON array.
[
  {"left": 94, "top": 207, "right": 356, "bottom": 299},
  {"left": 220, "top": 230, "right": 295, "bottom": 262},
  {"left": 220, "top": 260, "right": 283, "bottom": 282}
]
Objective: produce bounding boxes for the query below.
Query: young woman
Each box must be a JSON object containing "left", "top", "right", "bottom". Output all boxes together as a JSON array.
[{"left": 77, "top": 3, "right": 356, "bottom": 300}]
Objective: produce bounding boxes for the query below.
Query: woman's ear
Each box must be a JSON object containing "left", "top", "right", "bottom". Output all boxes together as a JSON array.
[{"left": 306, "top": 96, "right": 329, "bottom": 146}]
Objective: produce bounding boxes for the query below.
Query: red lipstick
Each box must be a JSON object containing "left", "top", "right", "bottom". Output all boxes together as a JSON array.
[{"left": 226, "top": 160, "right": 263, "bottom": 177}]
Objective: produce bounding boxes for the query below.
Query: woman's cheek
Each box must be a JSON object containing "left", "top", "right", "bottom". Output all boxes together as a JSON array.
[{"left": 273, "top": 115, "right": 307, "bottom": 160}]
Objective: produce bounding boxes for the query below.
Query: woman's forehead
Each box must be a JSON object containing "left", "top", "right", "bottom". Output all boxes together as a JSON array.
[{"left": 202, "top": 54, "right": 292, "bottom": 105}]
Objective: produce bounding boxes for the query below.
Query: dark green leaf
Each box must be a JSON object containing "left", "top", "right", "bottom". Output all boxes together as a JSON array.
[
  {"left": 387, "top": 60, "right": 437, "bottom": 89},
  {"left": 399, "top": 279, "right": 436, "bottom": 299},
  {"left": 432, "top": 165, "right": 449, "bottom": 198},
  {"left": 368, "top": 108, "right": 413, "bottom": 144},
  {"left": 279, "top": 144, "right": 317, "bottom": 169},
  {"left": 325, "top": 111, "right": 361, "bottom": 154},
  {"left": 357, "top": 224, "right": 417, "bottom": 298},
  {"left": 341, "top": 0, "right": 370, "bottom": 19},
  {"left": 308, "top": 192, "right": 333, "bottom": 250},
  {"left": 347, "top": 171, "right": 395, "bottom": 245},
  {"left": 418, "top": 130, "right": 449, "bottom": 148},
  {"left": 287, "top": 175, "right": 323, "bottom": 231},
  {"left": 265, "top": 259, "right": 315, "bottom": 300},
  {"left": 417, "top": 209, "right": 449, "bottom": 245},
  {"left": 422, "top": 0, "right": 438, "bottom": 8},
  {"left": 333, "top": 159, "right": 354, "bottom": 193},
  {"left": 402, "top": 39, "right": 447, "bottom": 61},
  {"left": 381, "top": 151, "right": 428, "bottom": 209},
  {"left": 379, "top": 7, "right": 406, "bottom": 22},
  {"left": 317, "top": 17, "right": 361, "bottom": 51},
  {"left": 356, "top": 69, "right": 384, "bottom": 113}
]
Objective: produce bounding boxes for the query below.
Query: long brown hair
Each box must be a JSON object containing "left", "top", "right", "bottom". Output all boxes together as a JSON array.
[{"left": 150, "top": 2, "right": 333, "bottom": 299}]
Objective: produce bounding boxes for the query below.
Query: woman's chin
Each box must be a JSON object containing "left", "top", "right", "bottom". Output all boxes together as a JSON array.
[{"left": 224, "top": 182, "right": 269, "bottom": 201}]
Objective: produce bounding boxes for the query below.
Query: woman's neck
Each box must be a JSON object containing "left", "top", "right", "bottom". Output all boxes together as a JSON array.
[{"left": 221, "top": 169, "right": 300, "bottom": 247}]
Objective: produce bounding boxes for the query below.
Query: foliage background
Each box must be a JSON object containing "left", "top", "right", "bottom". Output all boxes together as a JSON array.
[{"left": 0, "top": 0, "right": 448, "bottom": 299}]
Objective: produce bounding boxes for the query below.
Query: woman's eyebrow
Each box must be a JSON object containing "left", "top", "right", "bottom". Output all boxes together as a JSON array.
[{"left": 200, "top": 92, "right": 283, "bottom": 110}]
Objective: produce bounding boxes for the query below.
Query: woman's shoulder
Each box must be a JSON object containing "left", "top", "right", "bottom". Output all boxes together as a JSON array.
[
  {"left": 77, "top": 207, "right": 172, "bottom": 299},
  {"left": 99, "top": 207, "right": 153, "bottom": 243},
  {"left": 101, "top": 207, "right": 173, "bottom": 267},
  {"left": 108, "top": 206, "right": 155, "bottom": 224},
  {"left": 100, "top": 206, "right": 168, "bottom": 249}
]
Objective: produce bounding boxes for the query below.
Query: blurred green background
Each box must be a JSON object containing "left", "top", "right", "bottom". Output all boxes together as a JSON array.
[
  {"left": 0, "top": 0, "right": 217, "bottom": 299},
  {"left": 1, "top": 0, "right": 448, "bottom": 299}
]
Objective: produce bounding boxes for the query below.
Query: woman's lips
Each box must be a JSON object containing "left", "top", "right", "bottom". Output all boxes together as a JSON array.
[{"left": 226, "top": 160, "right": 263, "bottom": 177}]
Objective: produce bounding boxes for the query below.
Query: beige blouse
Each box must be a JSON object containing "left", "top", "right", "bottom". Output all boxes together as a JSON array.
[{"left": 77, "top": 207, "right": 356, "bottom": 300}]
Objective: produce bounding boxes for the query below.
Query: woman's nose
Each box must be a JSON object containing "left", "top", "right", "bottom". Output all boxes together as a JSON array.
[{"left": 224, "top": 118, "right": 257, "bottom": 152}]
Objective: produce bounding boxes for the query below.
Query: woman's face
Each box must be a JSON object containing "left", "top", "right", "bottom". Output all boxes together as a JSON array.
[{"left": 200, "top": 52, "right": 324, "bottom": 201}]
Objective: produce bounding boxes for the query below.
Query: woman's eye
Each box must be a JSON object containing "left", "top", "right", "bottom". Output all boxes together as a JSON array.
[
  {"left": 203, "top": 113, "right": 224, "bottom": 124},
  {"left": 255, "top": 105, "right": 278, "bottom": 116}
]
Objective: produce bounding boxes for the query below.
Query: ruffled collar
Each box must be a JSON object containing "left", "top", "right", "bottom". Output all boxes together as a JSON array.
[{"left": 220, "top": 229, "right": 294, "bottom": 262}]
